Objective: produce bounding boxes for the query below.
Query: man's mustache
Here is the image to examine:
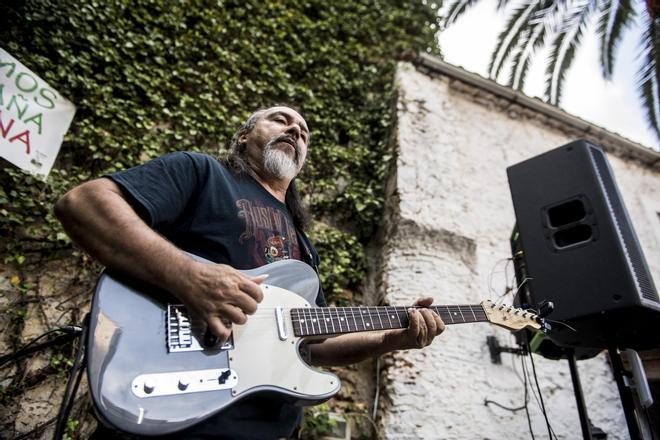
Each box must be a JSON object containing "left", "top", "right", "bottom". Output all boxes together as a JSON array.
[{"left": 267, "top": 135, "right": 300, "bottom": 164}]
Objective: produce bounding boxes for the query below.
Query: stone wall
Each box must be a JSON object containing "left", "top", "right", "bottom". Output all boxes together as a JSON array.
[{"left": 373, "top": 61, "right": 660, "bottom": 439}]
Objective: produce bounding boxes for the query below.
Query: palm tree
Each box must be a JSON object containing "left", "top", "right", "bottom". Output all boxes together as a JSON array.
[{"left": 442, "top": 0, "right": 660, "bottom": 144}]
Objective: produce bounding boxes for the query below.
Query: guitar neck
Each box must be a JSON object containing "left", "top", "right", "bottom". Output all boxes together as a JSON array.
[{"left": 291, "top": 305, "right": 488, "bottom": 337}]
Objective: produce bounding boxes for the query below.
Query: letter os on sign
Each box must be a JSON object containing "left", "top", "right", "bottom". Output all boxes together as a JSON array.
[{"left": 0, "top": 48, "right": 76, "bottom": 178}]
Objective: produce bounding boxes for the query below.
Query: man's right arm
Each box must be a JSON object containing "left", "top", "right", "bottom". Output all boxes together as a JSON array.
[{"left": 54, "top": 177, "right": 264, "bottom": 343}]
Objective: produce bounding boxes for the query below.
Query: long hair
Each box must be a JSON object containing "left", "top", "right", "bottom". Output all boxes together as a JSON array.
[{"left": 224, "top": 108, "right": 310, "bottom": 231}]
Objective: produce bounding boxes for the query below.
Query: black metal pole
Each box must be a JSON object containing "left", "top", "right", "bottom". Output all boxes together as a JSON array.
[
  {"left": 567, "top": 350, "right": 592, "bottom": 440},
  {"left": 607, "top": 345, "right": 642, "bottom": 440}
]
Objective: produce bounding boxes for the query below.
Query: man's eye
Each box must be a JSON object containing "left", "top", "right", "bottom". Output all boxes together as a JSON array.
[{"left": 275, "top": 117, "right": 286, "bottom": 123}]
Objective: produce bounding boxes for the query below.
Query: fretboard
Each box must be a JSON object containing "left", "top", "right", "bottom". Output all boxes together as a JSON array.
[{"left": 291, "top": 305, "right": 488, "bottom": 337}]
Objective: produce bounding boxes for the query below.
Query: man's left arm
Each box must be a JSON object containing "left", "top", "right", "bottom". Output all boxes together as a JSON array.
[{"left": 308, "top": 297, "right": 445, "bottom": 367}]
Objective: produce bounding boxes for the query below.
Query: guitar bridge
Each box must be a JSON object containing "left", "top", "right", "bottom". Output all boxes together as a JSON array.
[{"left": 167, "top": 304, "right": 233, "bottom": 352}]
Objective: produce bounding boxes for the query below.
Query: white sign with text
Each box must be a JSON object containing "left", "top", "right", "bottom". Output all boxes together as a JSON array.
[{"left": 0, "top": 48, "right": 76, "bottom": 178}]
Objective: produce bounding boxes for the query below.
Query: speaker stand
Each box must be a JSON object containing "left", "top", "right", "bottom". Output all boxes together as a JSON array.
[
  {"left": 608, "top": 345, "right": 643, "bottom": 439},
  {"left": 567, "top": 350, "right": 592, "bottom": 439}
]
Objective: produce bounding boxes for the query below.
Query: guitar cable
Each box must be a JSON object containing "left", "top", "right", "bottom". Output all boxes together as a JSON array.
[
  {"left": 519, "top": 349, "right": 536, "bottom": 440},
  {"left": 0, "top": 325, "right": 83, "bottom": 369},
  {"left": 526, "top": 341, "right": 558, "bottom": 440},
  {"left": 54, "top": 313, "right": 89, "bottom": 440}
]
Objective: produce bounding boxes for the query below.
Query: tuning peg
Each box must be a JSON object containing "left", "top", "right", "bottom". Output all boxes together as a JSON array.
[{"left": 538, "top": 300, "right": 554, "bottom": 318}]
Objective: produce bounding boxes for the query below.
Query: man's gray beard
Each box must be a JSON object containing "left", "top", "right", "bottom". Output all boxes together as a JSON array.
[{"left": 263, "top": 145, "right": 298, "bottom": 180}]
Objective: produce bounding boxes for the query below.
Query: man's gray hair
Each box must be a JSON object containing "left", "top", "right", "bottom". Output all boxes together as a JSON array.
[{"left": 225, "top": 108, "right": 268, "bottom": 179}]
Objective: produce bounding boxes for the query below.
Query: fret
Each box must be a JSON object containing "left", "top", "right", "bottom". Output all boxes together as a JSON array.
[
  {"left": 306, "top": 308, "right": 314, "bottom": 335},
  {"left": 386, "top": 307, "right": 394, "bottom": 329},
  {"left": 364, "top": 307, "right": 374, "bottom": 331},
  {"left": 291, "top": 309, "right": 298, "bottom": 335},
  {"left": 457, "top": 306, "right": 466, "bottom": 323},
  {"left": 311, "top": 307, "right": 319, "bottom": 335},
  {"left": 359, "top": 307, "right": 367, "bottom": 331},
  {"left": 299, "top": 308, "right": 304, "bottom": 335},
  {"left": 375, "top": 306, "right": 384, "bottom": 330},
  {"left": 299, "top": 308, "right": 305, "bottom": 335},
  {"left": 458, "top": 306, "right": 468, "bottom": 322},
  {"left": 329, "top": 308, "right": 337, "bottom": 334},
  {"left": 436, "top": 306, "right": 450, "bottom": 323},
  {"left": 467, "top": 305, "right": 477, "bottom": 322},
  {"left": 343, "top": 307, "right": 350, "bottom": 333},
  {"left": 313, "top": 308, "right": 322, "bottom": 334},
  {"left": 319, "top": 308, "right": 329, "bottom": 334},
  {"left": 395, "top": 307, "right": 403, "bottom": 328},
  {"left": 350, "top": 307, "right": 359, "bottom": 332},
  {"left": 335, "top": 308, "right": 344, "bottom": 333},
  {"left": 320, "top": 308, "right": 327, "bottom": 333},
  {"left": 446, "top": 306, "right": 455, "bottom": 324}
]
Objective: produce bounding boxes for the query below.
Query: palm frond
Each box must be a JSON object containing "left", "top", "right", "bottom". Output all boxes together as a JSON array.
[
  {"left": 545, "top": 0, "right": 599, "bottom": 103},
  {"left": 597, "top": 0, "right": 636, "bottom": 79},
  {"left": 512, "top": 21, "right": 548, "bottom": 89},
  {"left": 529, "top": 0, "right": 570, "bottom": 30},
  {"left": 635, "top": 12, "right": 660, "bottom": 139},
  {"left": 507, "top": 28, "right": 532, "bottom": 87},
  {"left": 443, "top": 0, "right": 482, "bottom": 27},
  {"left": 488, "top": 1, "right": 539, "bottom": 80},
  {"left": 544, "top": 32, "right": 568, "bottom": 101}
]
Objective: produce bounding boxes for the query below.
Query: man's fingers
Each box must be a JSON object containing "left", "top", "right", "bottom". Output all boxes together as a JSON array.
[
  {"left": 408, "top": 308, "right": 420, "bottom": 333},
  {"left": 417, "top": 311, "right": 428, "bottom": 347},
  {"left": 230, "top": 292, "right": 259, "bottom": 315},
  {"left": 221, "top": 304, "right": 248, "bottom": 325},
  {"left": 434, "top": 314, "right": 446, "bottom": 336},
  {"left": 413, "top": 296, "right": 434, "bottom": 307},
  {"left": 408, "top": 308, "right": 426, "bottom": 348},
  {"left": 251, "top": 274, "right": 269, "bottom": 284},
  {"left": 207, "top": 316, "right": 232, "bottom": 344},
  {"left": 420, "top": 309, "right": 436, "bottom": 344},
  {"left": 239, "top": 278, "right": 265, "bottom": 303}
]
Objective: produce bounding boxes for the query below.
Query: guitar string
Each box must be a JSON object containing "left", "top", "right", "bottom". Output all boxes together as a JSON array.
[
  {"left": 179, "top": 305, "right": 533, "bottom": 333},
  {"left": 225, "top": 307, "right": 490, "bottom": 320},
  {"left": 183, "top": 308, "right": 491, "bottom": 325}
]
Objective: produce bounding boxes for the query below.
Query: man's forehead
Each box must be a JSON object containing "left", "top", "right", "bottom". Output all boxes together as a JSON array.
[{"left": 264, "top": 106, "right": 308, "bottom": 130}]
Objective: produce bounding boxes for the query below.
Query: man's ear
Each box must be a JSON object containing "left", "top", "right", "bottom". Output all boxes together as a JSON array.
[{"left": 238, "top": 134, "right": 247, "bottom": 145}]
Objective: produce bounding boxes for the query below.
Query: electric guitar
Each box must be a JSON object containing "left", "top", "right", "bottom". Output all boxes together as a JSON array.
[{"left": 87, "top": 257, "right": 542, "bottom": 436}]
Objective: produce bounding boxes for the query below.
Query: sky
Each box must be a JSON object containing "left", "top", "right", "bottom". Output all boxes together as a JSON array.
[{"left": 438, "top": 0, "right": 659, "bottom": 150}]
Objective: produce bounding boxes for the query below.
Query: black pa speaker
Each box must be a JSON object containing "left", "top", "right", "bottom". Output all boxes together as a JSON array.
[{"left": 507, "top": 140, "right": 660, "bottom": 350}]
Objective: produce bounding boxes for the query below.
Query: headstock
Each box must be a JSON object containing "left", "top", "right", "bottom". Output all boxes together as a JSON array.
[{"left": 481, "top": 300, "right": 542, "bottom": 332}]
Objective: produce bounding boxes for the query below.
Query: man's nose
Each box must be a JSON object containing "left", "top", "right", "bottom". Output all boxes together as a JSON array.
[{"left": 286, "top": 123, "right": 301, "bottom": 140}]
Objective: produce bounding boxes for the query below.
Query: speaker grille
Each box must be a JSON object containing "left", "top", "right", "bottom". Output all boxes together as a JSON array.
[{"left": 588, "top": 146, "right": 659, "bottom": 303}]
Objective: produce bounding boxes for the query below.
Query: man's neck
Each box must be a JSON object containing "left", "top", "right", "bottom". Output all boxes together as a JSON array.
[{"left": 252, "top": 171, "right": 290, "bottom": 203}]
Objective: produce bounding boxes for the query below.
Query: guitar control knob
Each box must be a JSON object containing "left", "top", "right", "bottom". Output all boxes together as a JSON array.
[
  {"left": 143, "top": 380, "right": 155, "bottom": 394},
  {"left": 218, "top": 370, "right": 231, "bottom": 385},
  {"left": 178, "top": 376, "right": 190, "bottom": 391}
]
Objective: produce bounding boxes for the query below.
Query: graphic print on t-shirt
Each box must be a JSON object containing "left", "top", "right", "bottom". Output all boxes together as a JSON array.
[{"left": 236, "top": 199, "right": 300, "bottom": 265}]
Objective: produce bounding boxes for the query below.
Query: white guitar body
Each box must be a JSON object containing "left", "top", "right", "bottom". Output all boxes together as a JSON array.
[{"left": 230, "top": 283, "right": 339, "bottom": 397}]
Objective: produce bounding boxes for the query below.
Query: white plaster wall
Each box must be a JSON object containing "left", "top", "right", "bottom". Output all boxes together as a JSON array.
[{"left": 376, "top": 62, "right": 660, "bottom": 439}]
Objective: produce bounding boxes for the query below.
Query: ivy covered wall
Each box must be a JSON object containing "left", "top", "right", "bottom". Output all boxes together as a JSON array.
[
  {"left": 0, "top": 0, "right": 440, "bottom": 438},
  {"left": 1, "top": 0, "right": 440, "bottom": 295}
]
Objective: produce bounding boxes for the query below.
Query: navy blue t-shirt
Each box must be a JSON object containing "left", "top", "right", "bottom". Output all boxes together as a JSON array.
[{"left": 105, "top": 151, "right": 325, "bottom": 439}]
